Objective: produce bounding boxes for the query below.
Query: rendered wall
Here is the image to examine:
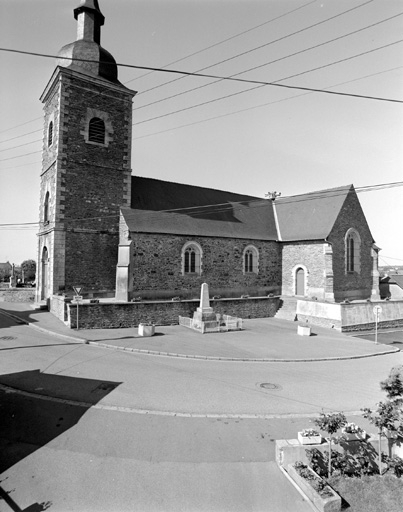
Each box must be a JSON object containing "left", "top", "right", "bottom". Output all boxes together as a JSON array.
[{"left": 281, "top": 242, "right": 326, "bottom": 298}]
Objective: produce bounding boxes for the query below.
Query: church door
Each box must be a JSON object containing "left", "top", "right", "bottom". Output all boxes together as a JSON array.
[
  {"left": 41, "top": 247, "right": 49, "bottom": 300},
  {"left": 295, "top": 267, "right": 305, "bottom": 296}
]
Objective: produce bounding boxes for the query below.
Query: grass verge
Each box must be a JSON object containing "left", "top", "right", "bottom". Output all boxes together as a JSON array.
[{"left": 329, "top": 474, "right": 403, "bottom": 511}]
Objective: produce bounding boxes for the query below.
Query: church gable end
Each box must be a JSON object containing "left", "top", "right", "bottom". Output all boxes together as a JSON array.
[{"left": 328, "top": 187, "right": 375, "bottom": 301}]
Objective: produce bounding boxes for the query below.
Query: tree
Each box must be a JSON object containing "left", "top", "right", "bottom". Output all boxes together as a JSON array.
[
  {"left": 362, "top": 365, "right": 403, "bottom": 474},
  {"left": 21, "top": 259, "right": 36, "bottom": 282},
  {"left": 0, "top": 267, "right": 11, "bottom": 282},
  {"left": 313, "top": 412, "right": 347, "bottom": 477}
]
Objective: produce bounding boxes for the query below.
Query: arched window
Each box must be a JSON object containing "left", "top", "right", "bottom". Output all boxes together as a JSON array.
[
  {"left": 88, "top": 117, "right": 105, "bottom": 144},
  {"left": 48, "top": 121, "right": 53, "bottom": 147},
  {"left": 243, "top": 245, "right": 259, "bottom": 274},
  {"left": 44, "top": 191, "right": 50, "bottom": 223},
  {"left": 182, "top": 242, "right": 202, "bottom": 275},
  {"left": 345, "top": 229, "right": 361, "bottom": 273}
]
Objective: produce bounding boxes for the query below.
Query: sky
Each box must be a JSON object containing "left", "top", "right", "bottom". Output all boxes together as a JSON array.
[{"left": 0, "top": 0, "right": 402, "bottom": 267}]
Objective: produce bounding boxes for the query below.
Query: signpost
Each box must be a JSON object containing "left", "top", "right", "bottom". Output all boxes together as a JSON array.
[
  {"left": 73, "top": 286, "right": 83, "bottom": 330},
  {"left": 373, "top": 305, "right": 382, "bottom": 344}
]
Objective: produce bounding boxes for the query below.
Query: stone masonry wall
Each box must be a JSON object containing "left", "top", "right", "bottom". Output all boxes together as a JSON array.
[
  {"left": 281, "top": 242, "right": 325, "bottom": 298},
  {"left": 328, "top": 189, "right": 374, "bottom": 301},
  {"left": 64, "top": 230, "right": 119, "bottom": 291},
  {"left": 130, "top": 234, "right": 282, "bottom": 300},
  {"left": 0, "top": 289, "right": 35, "bottom": 303},
  {"left": 67, "top": 296, "right": 280, "bottom": 329},
  {"left": 37, "top": 70, "right": 134, "bottom": 295}
]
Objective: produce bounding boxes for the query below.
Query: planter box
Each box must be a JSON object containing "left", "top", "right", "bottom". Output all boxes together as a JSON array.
[
  {"left": 298, "top": 432, "right": 323, "bottom": 445},
  {"left": 341, "top": 429, "right": 367, "bottom": 442},
  {"left": 138, "top": 324, "right": 155, "bottom": 337},
  {"left": 287, "top": 465, "right": 341, "bottom": 512},
  {"left": 298, "top": 325, "right": 311, "bottom": 336}
]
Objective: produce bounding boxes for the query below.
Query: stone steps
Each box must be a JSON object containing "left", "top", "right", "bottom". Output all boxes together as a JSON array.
[{"left": 275, "top": 297, "right": 298, "bottom": 321}]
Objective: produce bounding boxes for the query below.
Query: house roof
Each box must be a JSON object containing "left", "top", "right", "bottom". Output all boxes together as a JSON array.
[
  {"left": 0, "top": 262, "right": 12, "bottom": 271},
  {"left": 389, "top": 274, "right": 403, "bottom": 289},
  {"left": 125, "top": 176, "right": 278, "bottom": 240},
  {"left": 275, "top": 185, "right": 353, "bottom": 241}
]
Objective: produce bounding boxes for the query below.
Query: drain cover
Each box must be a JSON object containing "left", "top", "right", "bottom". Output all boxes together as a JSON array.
[
  {"left": 0, "top": 336, "right": 16, "bottom": 341},
  {"left": 260, "top": 383, "right": 282, "bottom": 390}
]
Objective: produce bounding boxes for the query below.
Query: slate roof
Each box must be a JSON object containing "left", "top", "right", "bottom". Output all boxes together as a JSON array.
[
  {"left": 275, "top": 185, "right": 353, "bottom": 241},
  {"left": 123, "top": 178, "right": 358, "bottom": 243},
  {"left": 124, "top": 176, "right": 278, "bottom": 240}
]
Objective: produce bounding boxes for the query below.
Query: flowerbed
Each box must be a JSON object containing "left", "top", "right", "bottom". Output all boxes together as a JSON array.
[
  {"left": 298, "top": 429, "right": 322, "bottom": 445},
  {"left": 288, "top": 462, "right": 341, "bottom": 512}
]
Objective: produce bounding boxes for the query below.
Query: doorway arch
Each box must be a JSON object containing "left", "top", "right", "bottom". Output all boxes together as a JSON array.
[
  {"left": 295, "top": 267, "right": 306, "bottom": 296},
  {"left": 41, "top": 246, "right": 49, "bottom": 300}
]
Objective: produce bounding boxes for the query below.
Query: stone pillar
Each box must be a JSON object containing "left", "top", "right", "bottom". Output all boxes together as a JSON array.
[
  {"left": 197, "top": 282, "right": 213, "bottom": 314},
  {"left": 371, "top": 245, "right": 380, "bottom": 300},
  {"left": 193, "top": 283, "right": 217, "bottom": 325},
  {"left": 115, "top": 242, "right": 132, "bottom": 302},
  {"left": 323, "top": 244, "right": 335, "bottom": 302}
]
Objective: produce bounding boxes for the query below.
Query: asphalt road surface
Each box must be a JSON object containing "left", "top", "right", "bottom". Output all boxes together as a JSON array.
[{"left": 0, "top": 313, "right": 402, "bottom": 511}]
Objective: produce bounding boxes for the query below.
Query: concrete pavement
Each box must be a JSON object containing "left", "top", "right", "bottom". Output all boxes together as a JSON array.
[
  {"left": 0, "top": 302, "right": 399, "bottom": 362},
  {"left": 1, "top": 303, "right": 402, "bottom": 511}
]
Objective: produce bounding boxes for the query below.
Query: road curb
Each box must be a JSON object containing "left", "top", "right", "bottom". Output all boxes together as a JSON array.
[
  {"left": 0, "top": 383, "right": 365, "bottom": 419},
  {"left": 1, "top": 307, "right": 400, "bottom": 362},
  {"left": 88, "top": 340, "right": 400, "bottom": 362},
  {"left": 0, "top": 308, "right": 86, "bottom": 344}
]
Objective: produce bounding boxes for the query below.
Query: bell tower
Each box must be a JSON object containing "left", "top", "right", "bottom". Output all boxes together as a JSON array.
[{"left": 35, "top": 0, "right": 136, "bottom": 304}]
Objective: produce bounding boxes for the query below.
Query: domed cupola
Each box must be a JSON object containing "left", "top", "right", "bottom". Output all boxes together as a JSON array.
[{"left": 57, "top": 0, "right": 119, "bottom": 83}]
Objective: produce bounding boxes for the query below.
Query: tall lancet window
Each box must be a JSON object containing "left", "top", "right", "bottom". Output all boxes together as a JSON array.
[
  {"left": 345, "top": 229, "right": 361, "bottom": 273},
  {"left": 44, "top": 192, "right": 50, "bottom": 224},
  {"left": 48, "top": 121, "right": 53, "bottom": 147}
]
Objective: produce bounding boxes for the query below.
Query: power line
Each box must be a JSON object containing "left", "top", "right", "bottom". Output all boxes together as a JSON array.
[
  {"left": 132, "top": 65, "right": 403, "bottom": 140},
  {"left": 126, "top": 0, "right": 317, "bottom": 86},
  {"left": 133, "top": 10, "right": 403, "bottom": 113},
  {"left": 1, "top": 181, "right": 401, "bottom": 229},
  {"left": 135, "top": 0, "right": 375, "bottom": 97},
  {"left": 0, "top": 138, "right": 41, "bottom": 153},
  {"left": 132, "top": 38, "right": 403, "bottom": 127},
  {"left": 0, "top": 1, "right": 314, "bottom": 138},
  {"left": 2, "top": 37, "right": 402, "bottom": 110},
  {"left": 2, "top": 63, "right": 402, "bottom": 165}
]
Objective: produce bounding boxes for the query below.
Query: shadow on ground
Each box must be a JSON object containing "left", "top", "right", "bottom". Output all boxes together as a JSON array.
[{"left": 0, "top": 370, "right": 121, "bottom": 509}]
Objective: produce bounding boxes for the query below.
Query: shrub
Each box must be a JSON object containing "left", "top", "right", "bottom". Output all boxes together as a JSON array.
[{"left": 381, "top": 454, "right": 403, "bottom": 477}]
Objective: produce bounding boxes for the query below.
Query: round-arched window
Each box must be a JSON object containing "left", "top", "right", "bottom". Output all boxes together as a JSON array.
[{"left": 88, "top": 117, "right": 106, "bottom": 144}]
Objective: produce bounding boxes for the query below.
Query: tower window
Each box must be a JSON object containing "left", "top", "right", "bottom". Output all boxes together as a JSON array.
[
  {"left": 88, "top": 117, "right": 106, "bottom": 144},
  {"left": 48, "top": 121, "right": 53, "bottom": 147},
  {"left": 243, "top": 245, "right": 259, "bottom": 274},
  {"left": 345, "top": 229, "right": 361, "bottom": 273},
  {"left": 182, "top": 242, "right": 202, "bottom": 275},
  {"left": 44, "top": 192, "right": 50, "bottom": 223}
]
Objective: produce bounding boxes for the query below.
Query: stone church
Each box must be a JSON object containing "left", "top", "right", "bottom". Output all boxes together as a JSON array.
[{"left": 35, "top": 0, "right": 381, "bottom": 324}]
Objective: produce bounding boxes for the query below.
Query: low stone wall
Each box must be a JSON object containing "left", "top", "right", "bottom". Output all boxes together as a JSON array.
[
  {"left": 50, "top": 294, "right": 69, "bottom": 322},
  {"left": 0, "top": 288, "right": 35, "bottom": 303},
  {"left": 297, "top": 299, "right": 403, "bottom": 332},
  {"left": 341, "top": 300, "right": 403, "bottom": 332},
  {"left": 66, "top": 296, "right": 280, "bottom": 329}
]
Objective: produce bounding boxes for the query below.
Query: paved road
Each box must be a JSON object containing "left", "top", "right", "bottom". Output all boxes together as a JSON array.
[{"left": 0, "top": 311, "right": 402, "bottom": 511}]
